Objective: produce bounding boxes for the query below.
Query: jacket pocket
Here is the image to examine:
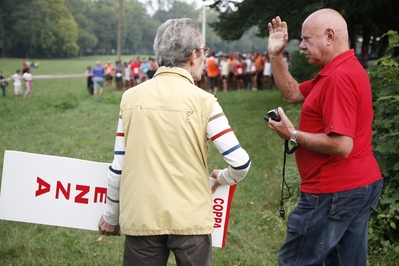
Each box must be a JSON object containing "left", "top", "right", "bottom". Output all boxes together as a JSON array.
[{"left": 139, "top": 105, "right": 193, "bottom": 123}]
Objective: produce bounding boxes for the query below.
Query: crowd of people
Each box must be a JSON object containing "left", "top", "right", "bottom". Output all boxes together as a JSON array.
[
  {"left": 84, "top": 50, "right": 290, "bottom": 97},
  {"left": 199, "top": 50, "right": 290, "bottom": 94},
  {"left": 84, "top": 57, "right": 159, "bottom": 97}
]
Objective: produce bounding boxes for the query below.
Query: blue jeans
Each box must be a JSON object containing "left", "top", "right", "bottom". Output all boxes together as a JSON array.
[{"left": 279, "top": 179, "right": 383, "bottom": 266}]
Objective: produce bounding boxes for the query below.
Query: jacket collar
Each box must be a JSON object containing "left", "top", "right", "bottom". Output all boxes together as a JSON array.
[{"left": 153, "top": 66, "right": 194, "bottom": 84}]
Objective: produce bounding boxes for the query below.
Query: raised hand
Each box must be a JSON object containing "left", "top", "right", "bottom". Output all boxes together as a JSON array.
[{"left": 268, "top": 16, "right": 289, "bottom": 56}]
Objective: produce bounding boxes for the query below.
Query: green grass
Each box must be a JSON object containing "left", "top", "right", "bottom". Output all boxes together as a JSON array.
[{"left": 0, "top": 57, "right": 391, "bottom": 265}]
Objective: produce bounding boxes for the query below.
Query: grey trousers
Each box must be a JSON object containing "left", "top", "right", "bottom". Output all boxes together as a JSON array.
[{"left": 123, "top": 234, "right": 212, "bottom": 266}]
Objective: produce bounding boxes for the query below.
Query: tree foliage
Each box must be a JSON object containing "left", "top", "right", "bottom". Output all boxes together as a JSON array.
[
  {"left": 368, "top": 30, "right": 399, "bottom": 259},
  {"left": 0, "top": 0, "right": 280, "bottom": 58},
  {"left": 2, "top": 0, "right": 398, "bottom": 58},
  {"left": 209, "top": 0, "right": 399, "bottom": 56},
  {"left": 0, "top": 0, "right": 79, "bottom": 57},
  {"left": 43, "top": 0, "right": 79, "bottom": 56},
  {"left": 65, "top": 0, "right": 99, "bottom": 55}
]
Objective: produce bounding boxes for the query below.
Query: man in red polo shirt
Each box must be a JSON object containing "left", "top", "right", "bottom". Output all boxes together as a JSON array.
[{"left": 267, "top": 9, "right": 382, "bottom": 266}]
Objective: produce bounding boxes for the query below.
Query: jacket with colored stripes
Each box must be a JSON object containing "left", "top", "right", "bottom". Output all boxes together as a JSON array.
[{"left": 103, "top": 67, "right": 251, "bottom": 236}]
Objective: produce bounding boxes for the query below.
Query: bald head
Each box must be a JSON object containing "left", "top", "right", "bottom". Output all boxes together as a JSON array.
[
  {"left": 304, "top": 9, "right": 348, "bottom": 47},
  {"left": 300, "top": 8, "right": 349, "bottom": 68}
]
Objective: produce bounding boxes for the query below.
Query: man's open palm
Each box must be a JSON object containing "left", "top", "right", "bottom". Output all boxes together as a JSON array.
[{"left": 268, "top": 16, "right": 289, "bottom": 55}]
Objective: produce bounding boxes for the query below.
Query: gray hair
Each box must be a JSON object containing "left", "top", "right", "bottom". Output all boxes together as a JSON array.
[{"left": 153, "top": 18, "right": 202, "bottom": 67}]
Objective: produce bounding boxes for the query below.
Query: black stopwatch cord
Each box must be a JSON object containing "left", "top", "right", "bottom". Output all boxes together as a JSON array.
[{"left": 279, "top": 140, "right": 297, "bottom": 220}]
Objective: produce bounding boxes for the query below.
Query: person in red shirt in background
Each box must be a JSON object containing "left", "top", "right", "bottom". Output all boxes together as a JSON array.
[
  {"left": 206, "top": 50, "right": 219, "bottom": 95},
  {"left": 130, "top": 57, "right": 142, "bottom": 87},
  {"left": 234, "top": 54, "right": 246, "bottom": 91}
]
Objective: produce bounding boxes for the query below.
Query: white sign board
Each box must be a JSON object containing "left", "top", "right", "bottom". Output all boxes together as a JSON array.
[
  {"left": 210, "top": 175, "right": 236, "bottom": 248},
  {"left": 0, "top": 150, "right": 235, "bottom": 248}
]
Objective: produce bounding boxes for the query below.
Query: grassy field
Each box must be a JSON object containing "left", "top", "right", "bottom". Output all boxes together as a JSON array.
[{"left": 0, "top": 57, "right": 388, "bottom": 265}]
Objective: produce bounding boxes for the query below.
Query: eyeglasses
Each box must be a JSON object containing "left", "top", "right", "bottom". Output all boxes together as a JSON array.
[{"left": 198, "top": 47, "right": 210, "bottom": 57}]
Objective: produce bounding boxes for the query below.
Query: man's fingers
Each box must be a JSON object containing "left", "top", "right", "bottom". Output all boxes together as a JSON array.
[
  {"left": 268, "top": 16, "right": 286, "bottom": 33},
  {"left": 99, "top": 229, "right": 119, "bottom": 236},
  {"left": 271, "top": 18, "right": 277, "bottom": 31},
  {"left": 273, "top": 16, "right": 280, "bottom": 29},
  {"left": 276, "top": 16, "right": 282, "bottom": 26},
  {"left": 282, "top": 21, "right": 288, "bottom": 32},
  {"left": 99, "top": 224, "right": 118, "bottom": 236}
]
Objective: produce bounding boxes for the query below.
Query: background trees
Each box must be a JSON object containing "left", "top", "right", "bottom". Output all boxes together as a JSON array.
[
  {"left": 0, "top": 0, "right": 257, "bottom": 58},
  {"left": 368, "top": 30, "right": 399, "bottom": 260},
  {"left": 0, "top": 0, "right": 397, "bottom": 59},
  {"left": 209, "top": 0, "right": 399, "bottom": 58},
  {"left": 0, "top": 0, "right": 79, "bottom": 58}
]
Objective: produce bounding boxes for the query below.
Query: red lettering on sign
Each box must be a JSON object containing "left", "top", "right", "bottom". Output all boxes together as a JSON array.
[
  {"left": 56, "top": 181, "right": 71, "bottom": 200},
  {"left": 36, "top": 177, "right": 51, "bottom": 197},
  {"left": 214, "top": 211, "right": 223, "bottom": 218},
  {"left": 214, "top": 198, "right": 224, "bottom": 204},
  {"left": 35, "top": 178, "right": 107, "bottom": 204},
  {"left": 75, "top": 185, "right": 90, "bottom": 204},
  {"left": 213, "top": 198, "right": 224, "bottom": 228},
  {"left": 94, "top": 187, "right": 107, "bottom": 203},
  {"left": 213, "top": 204, "right": 223, "bottom": 211}
]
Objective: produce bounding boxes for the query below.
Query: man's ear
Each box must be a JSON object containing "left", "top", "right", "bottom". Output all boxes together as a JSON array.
[
  {"left": 325, "top": 28, "right": 334, "bottom": 45},
  {"left": 189, "top": 49, "right": 197, "bottom": 66}
]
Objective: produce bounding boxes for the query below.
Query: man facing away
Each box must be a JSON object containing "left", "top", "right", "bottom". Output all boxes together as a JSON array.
[
  {"left": 267, "top": 8, "right": 382, "bottom": 266},
  {"left": 98, "top": 18, "right": 251, "bottom": 266}
]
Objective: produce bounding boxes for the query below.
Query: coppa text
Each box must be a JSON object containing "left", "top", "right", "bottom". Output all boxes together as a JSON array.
[
  {"left": 35, "top": 177, "right": 107, "bottom": 204},
  {"left": 213, "top": 197, "right": 225, "bottom": 228}
]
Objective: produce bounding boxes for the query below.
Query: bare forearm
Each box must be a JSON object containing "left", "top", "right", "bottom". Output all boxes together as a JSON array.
[
  {"left": 296, "top": 131, "right": 353, "bottom": 157},
  {"left": 270, "top": 54, "right": 304, "bottom": 104}
]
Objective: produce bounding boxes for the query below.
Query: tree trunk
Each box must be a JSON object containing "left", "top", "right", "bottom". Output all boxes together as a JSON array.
[{"left": 117, "top": 0, "right": 123, "bottom": 62}]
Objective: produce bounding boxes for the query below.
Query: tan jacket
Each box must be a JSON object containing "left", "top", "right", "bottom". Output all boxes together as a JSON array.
[{"left": 119, "top": 67, "right": 217, "bottom": 235}]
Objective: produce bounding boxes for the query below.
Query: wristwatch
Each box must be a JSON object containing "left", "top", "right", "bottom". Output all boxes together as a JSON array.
[{"left": 289, "top": 129, "right": 299, "bottom": 147}]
